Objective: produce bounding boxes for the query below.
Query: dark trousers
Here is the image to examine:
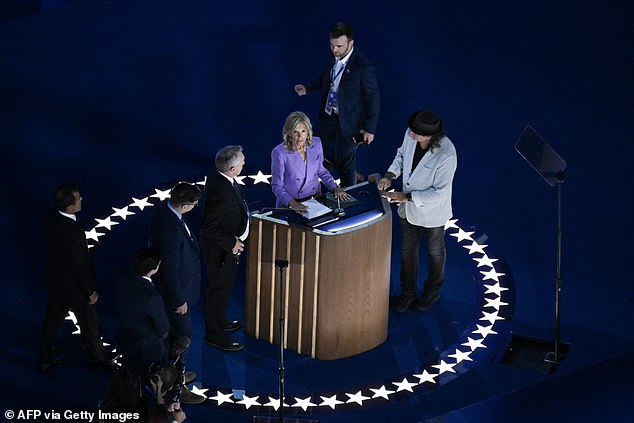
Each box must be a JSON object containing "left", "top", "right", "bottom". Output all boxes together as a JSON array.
[
  {"left": 166, "top": 309, "right": 192, "bottom": 366},
  {"left": 318, "top": 114, "right": 358, "bottom": 187},
  {"left": 203, "top": 243, "right": 238, "bottom": 342},
  {"left": 40, "top": 291, "right": 105, "bottom": 363},
  {"left": 399, "top": 218, "right": 446, "bottom": 298}
]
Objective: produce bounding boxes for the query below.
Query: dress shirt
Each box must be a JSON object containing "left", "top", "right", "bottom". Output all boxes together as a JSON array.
[{"left": 58, "top": 210, "right": 76, "bottom": 221}]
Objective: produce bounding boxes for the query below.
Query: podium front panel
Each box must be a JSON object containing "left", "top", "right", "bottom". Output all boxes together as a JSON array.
[{"left": 245, "top": 182, "right": 392, "bottom": 360}]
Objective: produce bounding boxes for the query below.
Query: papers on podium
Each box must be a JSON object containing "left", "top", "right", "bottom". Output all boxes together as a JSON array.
[{"left": 298, "top": 198, "right": 332, "bottom": 220}]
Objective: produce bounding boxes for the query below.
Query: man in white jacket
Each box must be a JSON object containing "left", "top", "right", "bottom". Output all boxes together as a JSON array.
[{"left": 377, "top": 110, "right": 457, "bottom": 313}]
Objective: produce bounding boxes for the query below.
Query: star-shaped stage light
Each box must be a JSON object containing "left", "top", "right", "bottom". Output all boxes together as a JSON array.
[
  {"left": 150, "top": 188, "right": 171, "bottom": 201},
  {"left": 448, "top": 348, "right": 474, "bottom": 363},
  {"left": 237, "top": 395, "right": 261, "bottom": 409},
  {"left": 85, "top": 228, "right": 106, "bottom": 242},
  {"left": 130, "top": 197, "right": 153, "bottom": 210},
  {"left": 483, "top": 297, "right": 509, "bottom": 310},
  {"left": 444, "top": 218, "right": 459, "bottom": 230},
  {"left": 432, "top": 360, "right": 457, "bottom": 374},
  {"left": 473, "top": 254, "right": 498, "bottom": 268},
  {"left": 464, "top": 241, "right": 488, "bottom": 255},
  {"left": 346, "top": 391, "right": 371, "bottom": 405},
  {"left": 472, "top": 324, "right": 498, "bottom": 338},
  {"left": 235, "top": 175, "right": 247, "bottom": 185},
  {"left": 292, "top": 396, "right": 317, "bottom": 411},
  {"left": 263, "top": 397, "right": 282, "bottom": 410},
  {"left": 369, "top": 385, "right": 395, "bottom": 400},
  {"left": 480, "top": 268, "right": 506, "bottom": 282},
  {"left": 320, "top": 394, "right": 344, "bottom": 409},
  {"left": 209, "top": 391, "right": 234, "bottom": 406},
  {"left": 450, "top": 228, "right": 474, "bottom": 242},
  {"left": 483, "top": 282, "right": 509, "bottom": 296},
  {"left": 249, "top": 171, "right": 271, "bottom": 184},
  {"left": 65, "top": 311, "right": 78, "bottom": 325},
  {"left": 190, "top": 386, "right": 208, "bottom": 398},
  {"left": 462, "top": 337, "right": 487, "bottom": 351},
  {"left": 393, "top": 378, "right": 417, "bottom": 393},
  {"left": 111, "top": 206, "right": 135, "bottom": 220},
  {"left": 95, "top": 216, "right": 119, "bottom": 230},
  {"left": 480, "top": 310, "right": 505, "bottom": 325},
  {"left": 413, "top": 369, "right": 438, "bottom": 385}
]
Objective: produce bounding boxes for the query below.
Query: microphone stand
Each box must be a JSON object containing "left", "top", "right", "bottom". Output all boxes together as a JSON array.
[{"left": 275, "top": 259, "right": 289, "bottom": 423}]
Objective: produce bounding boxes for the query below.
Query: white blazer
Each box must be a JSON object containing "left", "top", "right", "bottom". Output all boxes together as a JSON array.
[{"left": 386, "top": 130, "right": 457, "bottom": 228}]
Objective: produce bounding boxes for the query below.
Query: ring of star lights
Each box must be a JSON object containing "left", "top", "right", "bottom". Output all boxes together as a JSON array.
[{"left": 78, "top": 173, "right": 515, "bottom": 414}]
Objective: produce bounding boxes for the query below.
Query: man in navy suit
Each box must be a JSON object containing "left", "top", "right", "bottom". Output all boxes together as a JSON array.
[
  {"left": 200, "top": 145, "right": 249, "bottom": 351},
  {"left": 117, "top": 247, "right": 205, "bottom": 405},
  {"left": 149, "top": 182, "right": 202, "bottom": 364},
  {"left": 295, "top": 22, "right": 380, "bottom": 187},
  {"left": 40, "top": 184, "right": 116, "bottom": 372}
]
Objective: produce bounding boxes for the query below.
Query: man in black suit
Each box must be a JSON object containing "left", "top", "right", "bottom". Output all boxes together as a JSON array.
[
  {"left": 200, "top": 145, "right": 249, "bottom": 351},
  {"left": 116, "top": 247, "right": 169, "bottom": 372},
  {"left": 149, "top": 182, "right": 201, "bottom": 364},
  {"left": 40, "top": 184, "right": 115, "bottom": 372},
  {"left": 295, "top": 22, "right": 380, "bottom": 187}
]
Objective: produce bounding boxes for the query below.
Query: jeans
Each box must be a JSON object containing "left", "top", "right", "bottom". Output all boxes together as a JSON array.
[{"left": 399, "top": 218, "right": 446, "bottom": 298}]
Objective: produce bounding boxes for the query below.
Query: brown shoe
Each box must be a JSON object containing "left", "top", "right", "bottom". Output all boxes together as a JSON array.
[
  {"left": 184, "top": 371, "right": 196, "bottom": 384},
  {"left": 180, "top": 386, "right": 206, "bottom": 405}
]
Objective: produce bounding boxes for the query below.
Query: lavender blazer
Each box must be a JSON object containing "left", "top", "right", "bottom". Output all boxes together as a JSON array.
[{"left": 271, "top": 137, "right": 337, "bottom": 207}]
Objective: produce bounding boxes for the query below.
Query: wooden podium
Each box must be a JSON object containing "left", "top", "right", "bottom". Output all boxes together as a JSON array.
[{"left": 245, "top": 181, "right": 392, "bottom": 360}]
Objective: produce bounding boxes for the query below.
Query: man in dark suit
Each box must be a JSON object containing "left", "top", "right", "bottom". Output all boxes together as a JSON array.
[
  {"left": 40, "top": 184, "right": 115, "bottom": 372},
  {"left": 117, "top": 247, "right": 205, "bottom": 405},
  {"left": 149, "top": 182, "right": 201, "bottom": 364},
  {"left": 200, "top": 145, "right": 249, "bottom": 351},
  {"left": 295, "top": 22, "right": 380, "bottom": 187},
  {"left": 116, "top": 247, "right": 169, "bottom": 372}
]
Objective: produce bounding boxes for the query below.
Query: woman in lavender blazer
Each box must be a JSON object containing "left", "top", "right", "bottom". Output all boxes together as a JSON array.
[{"left": 271, "top": 111, "right": 348, "bottom": 210}]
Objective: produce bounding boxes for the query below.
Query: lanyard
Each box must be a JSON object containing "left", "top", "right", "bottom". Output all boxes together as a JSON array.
[{"left": 330, "top": 57, "right": 350, "bottom": 86}]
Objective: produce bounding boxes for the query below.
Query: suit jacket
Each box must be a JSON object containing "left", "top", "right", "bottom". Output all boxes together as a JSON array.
[
  {"left": 307, "top": 48, "right": 380, "bottom": 139},
  {"left": 200, "top": 169, "right": 249, "bottom": 252},
  {"left": 43, "top": 210, "right": 96, "bottom": 298},
  {"left": 116, "top": 273, "right": 169, "bottom": 368},
  {"left": 149, "top": 203, "right": 201, "bottom": 310},
  {"left": 387, "top": 130, "right": 457, "bottom": 228},
  {"left": 271, "top": 137, "right": 337, "bottom": 207}
]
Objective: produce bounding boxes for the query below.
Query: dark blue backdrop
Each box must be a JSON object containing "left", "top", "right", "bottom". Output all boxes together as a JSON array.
[{"left": 1, "top": 0, "right": 633, "bottom": 421}]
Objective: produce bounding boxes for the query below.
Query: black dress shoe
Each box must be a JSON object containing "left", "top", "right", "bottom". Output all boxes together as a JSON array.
[
  {"left": 414, "top": 292, "right": 440, "bottom": 311},
  {"left": 391, "top": 295, "right": 415, "bottom": 313},
  {"left": 88, "top": 351, "right": 120, "bottom": 367},
  {"left": 40, "top": 356, "right": 67, "bottom": 373},
  {"left": 223, "top": 320, "right": 242, "bottom": 332},
  {"left": 205, "top": 337, "right": 244, "bottom": 352}
]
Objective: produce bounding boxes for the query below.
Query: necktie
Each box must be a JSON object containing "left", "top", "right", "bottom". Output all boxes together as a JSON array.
[
  {"left": 180, "top": 215, "right": 192, "bottom": 239},
  {"left": 233, "top": 180, "right": 251, "bottom": 220}
]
